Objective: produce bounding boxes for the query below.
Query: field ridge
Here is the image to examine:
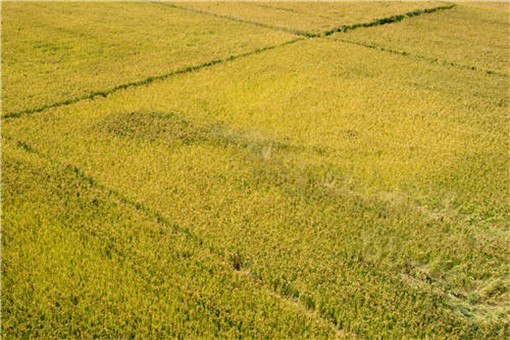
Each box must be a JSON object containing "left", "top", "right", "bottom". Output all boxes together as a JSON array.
[
  {"left": 1, "top": 38, "right": 303, "bottom": 120},
  {"left": 322, "top": 4, "right": 456, "bottom": 36},
  {"left": 160, "top": 1, "right": 456, "bottom": 38},
  {"left": 3, "top": 3, "right": 457, "bottom": 120},
  {"left": 332, "top": 37, "right": 509, "bottom": 77},
  {"left": 153, "top": 1, "right": 314, "bottom": 37}
]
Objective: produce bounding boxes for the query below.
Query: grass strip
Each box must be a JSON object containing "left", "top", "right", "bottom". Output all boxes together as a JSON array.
[
  {"left": 2, "top": 38, "right": 303, "bottom": 120},
  {"left": 322, "top": 4, "right": 456, "bottom": 36},
  {"left": 333, "top": 37, "right": 509, "bottom": 77}
]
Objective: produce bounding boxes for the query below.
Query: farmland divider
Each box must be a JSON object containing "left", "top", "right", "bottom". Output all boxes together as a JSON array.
[
  {"left": 154, "top": 1, "right": 456, "bottom": 38},
  {"left": 322, "top": 4, "right": 456, "bottom": 36},
  {"left": 332, "top": 37, "right": 509, "bottom": 77},
  {"left": 3, "top": 3, "right": 458, "bottom": 120},
  {"left": 151, "top": 1, "right": 316, "bottom": 37},
  {"left": 2, "top": 38, "right": 303, "bottom": 120}
]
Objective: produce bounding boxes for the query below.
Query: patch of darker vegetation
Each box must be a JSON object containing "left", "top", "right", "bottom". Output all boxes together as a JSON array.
[
  {"left": 229, "top": 251, "right": 245, "bottom": 271},
  {"left": 33, "top": 41, "right": 72, "bottom": 53},
  {"left": 343, "top": 129, "right": 360, "bottom": 138},
  {"left": 95, "top": 111, "right": 297, "bottom": 155},
  {"left": 96, "top": 111, "right": 207, "bottom": 144}
]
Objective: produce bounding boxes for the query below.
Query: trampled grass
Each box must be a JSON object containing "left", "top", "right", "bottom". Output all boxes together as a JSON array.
[
  {"left": 341, "top": 3, "right": 510, "bottom": 74},
  {"left": 177, "top": 1, "right": 445, "bottom": 35},
  {"left": 1, "top": 1, "right": 292, "bottom": 115},
  {"left": 2, "top": 1, "right": 509, "bottom": 338}
]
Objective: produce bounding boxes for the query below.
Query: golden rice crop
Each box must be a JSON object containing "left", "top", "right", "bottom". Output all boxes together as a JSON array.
[
  {"left": 4, "top": 34, "right": 508, "bottom": 337},
  {"left": 2, "top": 1, "right": 509, "bottom": 338},
  {"left": 2, "top": 139, "right": 338, "bottom": 338},
  {"left": 180, "top": 1, "right": 444, "bottom": 34},
  {"left": 341, "top": 3, "right": 509, "bottom": 73},
  {"left": 1, "top": 1, "right": 291, "bottom": 115}
]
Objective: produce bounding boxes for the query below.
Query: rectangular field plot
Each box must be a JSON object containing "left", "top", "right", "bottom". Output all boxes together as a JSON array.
[
  {"left": 175, "top": 1, "right": 444, "bottom": 35},
  {"left": 339, "top": 3, "right": 509, "bottom": 74},
  {"left": 5, "top": 38, "right": 508, "bottom": 337},
  {"left": 1, "top": 1, "right": 292, "bottom": 115},
  {"left": 1, "top": 139, "right": 336, "bottom": 339}
]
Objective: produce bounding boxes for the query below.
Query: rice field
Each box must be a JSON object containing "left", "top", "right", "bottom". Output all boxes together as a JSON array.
[{"left": 2, "top": 1, "right": 509, "bottom": 338}]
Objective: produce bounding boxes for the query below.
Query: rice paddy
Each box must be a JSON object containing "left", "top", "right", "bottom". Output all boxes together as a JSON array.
[{"left": 2, "top": 1, "right": 509, "bottom": 338}]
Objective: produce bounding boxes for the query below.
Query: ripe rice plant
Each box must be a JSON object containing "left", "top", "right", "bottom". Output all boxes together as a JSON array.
[
  {"left": 179, "top": 1, "right": 446, "bottom": 35},
  {"left": 1, "top": 1, "right": 291, "bottom": 115},
  {"left": 2, "top": 1, "right": 509, "bottom": 338}
]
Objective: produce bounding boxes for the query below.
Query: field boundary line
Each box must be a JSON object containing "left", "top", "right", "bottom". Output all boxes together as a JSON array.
[
  {"left": 3, "top": 3, "right": 457, "bottom": 120},
  {"left": 2, "top": 38, "right": 303, "bottom": 120},
  {"left": 331, "top": 37, "right": 509, "bottom": 77},
  {"left": 321, "top": 4, "right": 456, "bottom": 36},
  {"left": 6, "top": 135, "right": 352, "bottom": 339},
  {"left": 154, "top": 2, "right": 456, "bottom": 38}
]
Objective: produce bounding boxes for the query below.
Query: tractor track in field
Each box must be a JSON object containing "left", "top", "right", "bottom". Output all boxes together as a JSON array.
[
  {"left": 3, "top": 3, "right": 458, "bottom": 120},
  {"left": 6, "top": 135, "right": 355, "bottom": 339}
]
